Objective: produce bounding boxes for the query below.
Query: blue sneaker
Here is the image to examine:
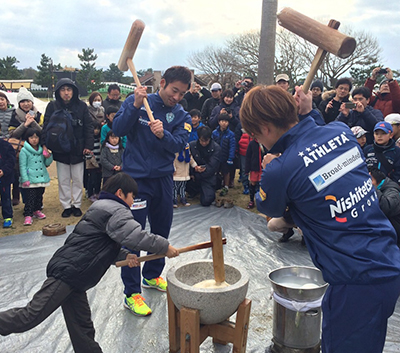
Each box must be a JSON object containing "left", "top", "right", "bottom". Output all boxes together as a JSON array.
[
  {"left": 3, "top": 218, "right": 13, "bottom": 228},
  {"left": 243, "top": 187, "right": 249, "bottom": 195}
]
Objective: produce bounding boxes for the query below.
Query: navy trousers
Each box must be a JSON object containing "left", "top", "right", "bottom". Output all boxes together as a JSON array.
[
  {"left": 321, "top": 275, "right": 400, "bottom": 353},
  {"left": 0, "top": 183, "right": 12, "bottom": 219},
  {"left": 121, "top": 175, "right": 173, "bottom": 295}
]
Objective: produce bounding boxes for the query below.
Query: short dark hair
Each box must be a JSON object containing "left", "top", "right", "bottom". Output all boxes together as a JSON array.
[
  {"left": 89, "top": 91, "right": 102, "bottom": 106},
  {"left": 162, "top": 66, "right": 192, "bottom": 90},
  {"left": 218, "top": 113, "right": 230, "bottom": 122},
  {"left": 108, "top": 84, "right": 120, "bottom": 93},
  {"left": 197, "top": 126, "right": 212, "bottom": 140},
  {"left": 24, "top": 127, "right": 41, "bottom": 143},
  {"left": 106, "top": 106, "right": 119, "bottom": 116},
  {"left": 335, "top": 78, "right": 352, "bottom": 91},
  {"left": 368, "top": 166, "right": 386, "bottom": 184},
  {"left": 189, "top": 109, "right": 201, "bottom": 118},
  {"left": 221, "top": 89, "right": 234, "bottom": 100},
  {"left": 0, "top": 91, "right": 9, "bottom": 104},
  {"left": 352, "top": 86, "right": 371, "bottom": 100},
  {"left": 102, "top": 172, "right": 138, "bottom": 196}
]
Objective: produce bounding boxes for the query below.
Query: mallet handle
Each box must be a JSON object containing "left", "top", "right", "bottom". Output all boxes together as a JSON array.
[
  {"left": 302, "top": 20, "right": 341, "bottom": 93},
  {"left": 126, "top": 58, "right": 155, "bottom": 122},
  {"left": 115, "top": 238, "right": 227, "bottom": 267}
]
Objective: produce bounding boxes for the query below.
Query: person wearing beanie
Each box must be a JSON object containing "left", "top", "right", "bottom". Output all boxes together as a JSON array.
[
  {"left": 9, "top": 87, "right": 43, "bottom": 139},
  {"left": 310, "top": 79, "right": 324, "bottom": 108},
  {"left": 318, "top": 77, "right": 352, "bottom": 124},
  {"left": 365, "top": 67, "right": 400, "bottom": 117},
  {"left": 172, "top": 143, "right": 197, "bottom": 207}
]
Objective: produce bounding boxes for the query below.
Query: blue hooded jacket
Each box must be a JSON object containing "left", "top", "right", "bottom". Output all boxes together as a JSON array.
[
  {"left": 112, "top": 93, "right": 191, "bottom": 179},
  {"left": 257, "top": 116, "right": 400, "bottom": 285}
]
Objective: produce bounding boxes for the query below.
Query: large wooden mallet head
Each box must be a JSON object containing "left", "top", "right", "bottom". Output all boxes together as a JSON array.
[
  {"left": 277, "top": 8, "right": 357, "bottom": 92},
  {"left": 118, "top": 20, "right": 154, "bottom": 121}
]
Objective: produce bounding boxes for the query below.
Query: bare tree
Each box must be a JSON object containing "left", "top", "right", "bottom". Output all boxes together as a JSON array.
[
  {"left": 226, "top": 31, "right": 260, "bottom": 79},
  {"left": 187, "top": 46, "right": 241, "bottom": 88},
  {"left": 187, "top": 26, "right": 381, "bottom": 90}
]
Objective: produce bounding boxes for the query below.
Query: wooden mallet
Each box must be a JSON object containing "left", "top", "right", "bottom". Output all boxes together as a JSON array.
[
  {"left": 115, "top": 238, "right": 227, "bottom": 268},
  {"left": 118, "top": 19, "right": 155, "bottom": 121},
  {"left": 277, "top": 7, "right": 357, "bottom": 92}
]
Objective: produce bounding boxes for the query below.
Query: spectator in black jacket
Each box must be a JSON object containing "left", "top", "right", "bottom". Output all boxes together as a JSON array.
[
  {"left": 42, "top": 78, "right": 94, "bottom": 218},
  {"left": 318, "top": 78, "right": 352, "bottom": 124},
  {"left": 370, "top": 167, "right": 400, "bottom": 246},
  {"left": 102, "top": 84, "right": 122, "bottom": 112},
  {"left": 201, "top": 82, "right": 222, "bottom": 126},
  {"left": 232, "top": 76, "right": 254, "bottom": 107},
  {"left": 186, "top": 126, "right": 221, "bottom": 206},
  {"left": 337, "top": 86, "right": 384, "bottom": 144},
  {"left": 183, "top": 82, "right": 211, "bottom": 112}
]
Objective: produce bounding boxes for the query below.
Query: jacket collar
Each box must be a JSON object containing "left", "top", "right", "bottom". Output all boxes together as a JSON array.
[
  {"left": 269, "top": 117, "right": 316, "bottom": 154},
  {"left": 98, "top": 191, "right": 130, "bottom": 208}
]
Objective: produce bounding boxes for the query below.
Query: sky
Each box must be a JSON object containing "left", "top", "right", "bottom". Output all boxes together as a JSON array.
[{"left": 1, "top": 0, "right": 399, "bottom": 76}]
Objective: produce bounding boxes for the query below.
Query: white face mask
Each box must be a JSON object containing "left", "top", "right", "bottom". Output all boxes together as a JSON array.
[{"left": 93, "top": 101, "right": 102, "bottom": 109}]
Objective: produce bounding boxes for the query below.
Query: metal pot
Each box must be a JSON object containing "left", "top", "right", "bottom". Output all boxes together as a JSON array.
[{"left": 269, "top": 266, "right": 328, "bottom": 302}]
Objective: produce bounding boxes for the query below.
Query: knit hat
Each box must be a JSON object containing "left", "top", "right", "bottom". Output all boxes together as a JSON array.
[
  {"left": 177, "top": 144, "right": 190, "bottom": 163},
  {"left": 17, "top": 87, "right": 34, "bottom": 104},
  {"left": 311, "top": 80, "right": 324, "bottom": 91},
  {"left": 351, "top": 126, "right": 367, "bottom": 138},
  {"left": 380, "top": 78, "right": 389, "bottom": 87},
  {"left": 374, "top": 121, "right": 393, "bottom": 134}
]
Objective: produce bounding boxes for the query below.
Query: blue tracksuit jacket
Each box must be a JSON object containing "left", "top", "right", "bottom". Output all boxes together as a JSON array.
[
  {"left": 112, "top": 93, "right": 192, "bottom": 178},
  {"left": 257, "top": 116, "right": 400, "bottom": 285}
]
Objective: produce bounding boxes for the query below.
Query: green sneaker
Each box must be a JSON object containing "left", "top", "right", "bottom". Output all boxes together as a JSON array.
[
  {"left": 3, "top": 218, "right": 13, "bottom": 228},
  {"left": 123, "top": 294, "right": 152, "bottom": 316},
  {"left": 142, "top": 277, "right": 167, "bottom": 292}
]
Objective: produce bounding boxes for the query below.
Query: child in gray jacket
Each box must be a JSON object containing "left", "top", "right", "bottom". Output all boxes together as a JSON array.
[{"left": 0, "top": 172, "right": 179, "bottom": 353}]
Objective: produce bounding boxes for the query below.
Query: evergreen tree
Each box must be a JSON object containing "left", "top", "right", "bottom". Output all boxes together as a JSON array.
[
  {"left": 35, "top": 54, "right": 61, "bottom": 91},
  {"left": 76, "top": 48, "right": 103, "bottom": 92},
  {"left": 0, "top": 56, "right": 21, "bottom": 79},
  {"left": 103, "top": 63, "right": 124, "bottom": 82}
]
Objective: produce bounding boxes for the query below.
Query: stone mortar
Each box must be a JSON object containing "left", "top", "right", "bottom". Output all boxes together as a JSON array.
[{"left": 167, "top": 260, "right": 249, "bottom": 324}]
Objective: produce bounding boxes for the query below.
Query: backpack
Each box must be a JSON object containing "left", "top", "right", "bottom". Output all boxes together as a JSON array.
[{"left": 45, "top": 109, "right": 77, "bottom": 154}]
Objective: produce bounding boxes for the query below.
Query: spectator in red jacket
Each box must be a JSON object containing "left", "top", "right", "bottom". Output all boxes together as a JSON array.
[{"left": 365, "top": 67, "right": 400, "bottom": 117}]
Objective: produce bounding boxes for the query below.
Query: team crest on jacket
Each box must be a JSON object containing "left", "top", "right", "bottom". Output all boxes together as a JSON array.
[{"left": 166, "top": 112, "right": 175, "bottom": 123}]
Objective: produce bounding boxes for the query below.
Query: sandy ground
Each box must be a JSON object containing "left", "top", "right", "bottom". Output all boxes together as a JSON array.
[{"left": 2, "top": 165, "right": 261, "bottom": 237}]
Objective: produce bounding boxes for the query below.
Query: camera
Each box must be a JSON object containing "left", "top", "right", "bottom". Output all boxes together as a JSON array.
[
  {"left": 241, "top": 81, "right": 248, "bottom": 87},
  {"left": 344, "top": 102, "right": 357, "bottom": 109},
  {"left": 29, "top": 110, "right": 35, "bottom": 117},
  {"left": 378, "top": 68, "right": 388, "bottom": 75},
  {"left": 225, "top": 107, "right": 231, "bottom": 114}
]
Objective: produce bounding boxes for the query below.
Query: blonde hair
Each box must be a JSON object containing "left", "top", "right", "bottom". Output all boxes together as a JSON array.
[{"left": 240, "top": 85, "right": 298, "bottom": 136}]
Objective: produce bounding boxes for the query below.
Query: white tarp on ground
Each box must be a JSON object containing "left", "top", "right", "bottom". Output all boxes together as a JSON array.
[
  {"left": 0, "top": 205, "right": 399, "bottom": 352},
  {"left": 3, "top": 91, "right": 48, "bottom": 113}
]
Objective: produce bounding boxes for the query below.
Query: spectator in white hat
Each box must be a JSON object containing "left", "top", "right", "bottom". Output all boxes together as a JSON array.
[
  {"left": 385, "top": 113, "right": 400, "bottom": 147},
  {"left": 351, "top": 125, "right": 368, "bottom": 150},
  {"left": 201, "top": 82, "right": 222, "bottom": 126},
  {"left": 275, "top": 73, "right": 290, "bottom": 91}
]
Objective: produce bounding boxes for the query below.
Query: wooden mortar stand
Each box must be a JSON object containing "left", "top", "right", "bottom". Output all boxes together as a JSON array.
[{"left": 167, "top": 226, "right": 251, "bottom": 352}]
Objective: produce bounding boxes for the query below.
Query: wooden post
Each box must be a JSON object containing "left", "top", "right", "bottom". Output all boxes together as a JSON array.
[
  {"left": 180, "top": 307, "right": 200, "bottom": 353},
  {"left": 210, "top": 226, "right": 225, "bottom": 284},
  {"left": 167, "top": 289, "right": 180, "bottom": 353}
]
